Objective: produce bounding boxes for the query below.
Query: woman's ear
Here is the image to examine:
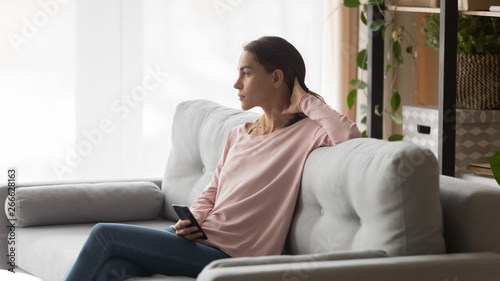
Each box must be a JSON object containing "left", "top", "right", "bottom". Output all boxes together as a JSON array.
[{"left": 272, "top": 69, "right": 284, "bottom": 88}]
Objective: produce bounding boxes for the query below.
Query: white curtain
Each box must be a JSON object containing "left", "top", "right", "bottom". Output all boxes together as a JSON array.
[{"left": 0, "top": 0, "right": 352, "bottom": 183}]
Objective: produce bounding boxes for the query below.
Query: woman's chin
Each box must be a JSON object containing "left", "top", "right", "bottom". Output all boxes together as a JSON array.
[{"left": 240, "top": 102, "right": 251, "bottom": 111}]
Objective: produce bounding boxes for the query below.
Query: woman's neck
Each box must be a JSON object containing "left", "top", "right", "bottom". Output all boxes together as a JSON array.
[
  {"left": 256, "top": 107, "right": 294, "bottom": 135},
  {"left": 250, "top": 89, "right": 295, "bottom": 135}
]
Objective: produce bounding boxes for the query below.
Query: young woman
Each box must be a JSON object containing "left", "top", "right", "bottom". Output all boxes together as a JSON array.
[{"left": 63, "top": 36, "right": 360, "bottom": 281}]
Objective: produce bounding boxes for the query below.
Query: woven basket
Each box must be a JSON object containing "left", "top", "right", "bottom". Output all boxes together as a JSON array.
[{"left": 456, "top": 53, "right": 500, "bottom": 110}]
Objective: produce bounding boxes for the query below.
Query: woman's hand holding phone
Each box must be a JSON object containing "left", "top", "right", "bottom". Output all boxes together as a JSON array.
[{"left": 174, "top": 219, "right": 205, "bottom": 242}]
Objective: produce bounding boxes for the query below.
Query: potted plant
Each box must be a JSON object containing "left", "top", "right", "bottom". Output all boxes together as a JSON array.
[{"left": 422, "top": 14, "right": 500, "bottom": 110}]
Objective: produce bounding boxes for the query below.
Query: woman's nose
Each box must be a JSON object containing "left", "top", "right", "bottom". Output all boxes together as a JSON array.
[{"left": 233, "top": 78, "right": 242, "bottom": 90}]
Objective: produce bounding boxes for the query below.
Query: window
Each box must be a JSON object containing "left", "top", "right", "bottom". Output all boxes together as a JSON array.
[{"left": 0, "top": 0, "right": 337, "bottom": 183}]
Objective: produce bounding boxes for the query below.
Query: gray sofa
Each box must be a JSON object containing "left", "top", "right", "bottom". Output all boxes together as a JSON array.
[{"left": 2, "top": 99, "right": 500, "bottom": 281}]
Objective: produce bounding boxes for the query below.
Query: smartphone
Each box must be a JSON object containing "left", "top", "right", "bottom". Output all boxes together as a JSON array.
[{"left": 172, "top": 204, "right": 208, "bottom": 240}]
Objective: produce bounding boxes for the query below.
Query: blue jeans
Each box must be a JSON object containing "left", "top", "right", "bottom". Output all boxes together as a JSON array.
[{"left": 63, "top": 223, "right": 231, "bottom": 281}]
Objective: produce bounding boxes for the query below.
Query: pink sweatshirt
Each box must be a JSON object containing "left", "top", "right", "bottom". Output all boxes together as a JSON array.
[{"left": 190, "top": 94, "right": 361, "bottom": 258}]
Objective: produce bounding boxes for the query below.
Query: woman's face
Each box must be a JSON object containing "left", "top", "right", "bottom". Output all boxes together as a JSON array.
[{"left": 233, "top": 51, "right": 275, "bottom": 111}]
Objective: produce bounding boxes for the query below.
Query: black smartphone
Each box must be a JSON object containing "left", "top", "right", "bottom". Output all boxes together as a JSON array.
[{"left": 172, "top": 204, "right": 208, "bottom": 240}]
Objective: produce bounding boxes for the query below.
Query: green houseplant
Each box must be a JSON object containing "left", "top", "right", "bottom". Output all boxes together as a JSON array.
[
  {"left": 422, "top": 14, "right": 500, "bottom": 110},
  {"left": 344, "top": 0, "right": 420, "bottom": 140},
  {"left": 489, "top": 149, "right": 500, "bottom": 186}
]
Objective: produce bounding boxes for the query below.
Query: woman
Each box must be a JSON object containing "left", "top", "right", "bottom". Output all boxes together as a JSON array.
[{"left": 64, "top": 36, "right": 360, "bottom": 281}]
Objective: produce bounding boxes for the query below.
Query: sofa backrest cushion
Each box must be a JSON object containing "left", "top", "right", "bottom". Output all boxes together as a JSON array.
[
  {"left": 162, "top": 100, "right": 258, "bottom": 220},
  {"left": 285, "top": 138, "right": 446, "bottom": 256},
  {"left": 440, "top": 175, "right": 500, "bottom": 254}
]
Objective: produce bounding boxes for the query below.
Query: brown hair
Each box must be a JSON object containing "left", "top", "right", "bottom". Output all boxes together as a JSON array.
[{"left": 243, "top": 36, "right": 325, "bottom": 133}]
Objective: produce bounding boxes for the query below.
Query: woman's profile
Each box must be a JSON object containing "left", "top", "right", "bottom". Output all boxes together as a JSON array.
[{"left": 63, "top": 36, "right": 361, "bottom": 281}]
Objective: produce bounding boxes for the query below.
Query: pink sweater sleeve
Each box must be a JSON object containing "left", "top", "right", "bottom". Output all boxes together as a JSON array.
[
  {"left": 189, "top": 129, "right": 235, "bottom": 223},
  {"left": 299, "top": 94, "right": 361, "bottom": 146},
  {"left": 189, "top": 175, "right": 217, "bottom": 224}
]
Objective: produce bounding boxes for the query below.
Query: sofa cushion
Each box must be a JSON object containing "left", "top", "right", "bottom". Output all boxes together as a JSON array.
[
  {"left": 286, "top": 138, "right": 446, "bottom": 256},
  {"left": 16, "top": 220, "right": 177, "bottom": 281},
  {"left": 161, "top": 100, "right": 258, "bottom": 220},
  {"left": 10, "top": 181, "right": 163, "bottom": 226},
  {"left": 440, "top": 175, "right": 500, "bottom": 254}
]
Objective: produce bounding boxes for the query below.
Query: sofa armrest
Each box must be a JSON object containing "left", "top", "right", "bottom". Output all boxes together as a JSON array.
[
  {"left": 5, "top": 181, "right": 163, "bottom": 227},
  {"left": 198, "top": 252, "right": 500, "bottom": 281},
  {"left": 0, "top": 178, "right": 163, "bottom": 270}
]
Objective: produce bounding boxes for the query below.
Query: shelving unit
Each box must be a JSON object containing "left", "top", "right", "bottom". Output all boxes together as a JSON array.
[{"left": 366, "top": 0, "right": 499, "bottom": 176}]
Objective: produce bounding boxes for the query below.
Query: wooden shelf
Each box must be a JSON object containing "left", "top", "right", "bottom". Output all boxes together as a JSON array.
[
  {"left": 387, "top": 4, "right": 500, "bottom": 17},
  {"left": 465, "top": 11, "right": 500, "bottom": 17},
  {"left": 386, "top": 5, "right": 440, "bottom": 13}
]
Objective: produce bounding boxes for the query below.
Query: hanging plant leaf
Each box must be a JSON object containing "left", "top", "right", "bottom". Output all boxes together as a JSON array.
[
  {"left": 360, "top": 104, "right": 367, "bottom": 114},
  {"left": 361, "top": 130, "right": 367, "bottom": 138},
  {"left": 361, "top": 116, "right": 367, "bottom": 124},
  {"left": 388, "top": 134, "right": 404, "bottom": 141},
  {"left": 347, "top": 89, "right": 357, "bottom": 109},
  {"left": 367, "top": 0, "right": 384, "bottom": 5},
  {"left": 349, "top": 79, "right": 367, "bottom": 90},
  {"left": 374, "top": 104, "right": 382, "bottom": 116},
  {"left": 344, "top": 0, "right": 361, "bottom": 8},
  {"left": 487, "top": 149, "right": 500, "bottom": 186},
  {"left": 392, "top": 30, "right": 401, "bottom": 43},
  {"left": 370, "top": 19, "right": 385, "bottom": 32},
  {"left": 385, "top": 64, "right": 392, "bottom": 77},
  {"left": 357, "top": 49, "right": 368, "bottom": 70},
  {"left": 361, "top": 11, "right": 367, "bottom": 25},
  {"left": 393, "top": 41, "right": 404, "bottom": 64},
  {"left": 391, "top": 112, "right": 403, "bottom": 124},
  {"left": 391, "top": 91, "right": 401, "bottom": 112}
]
